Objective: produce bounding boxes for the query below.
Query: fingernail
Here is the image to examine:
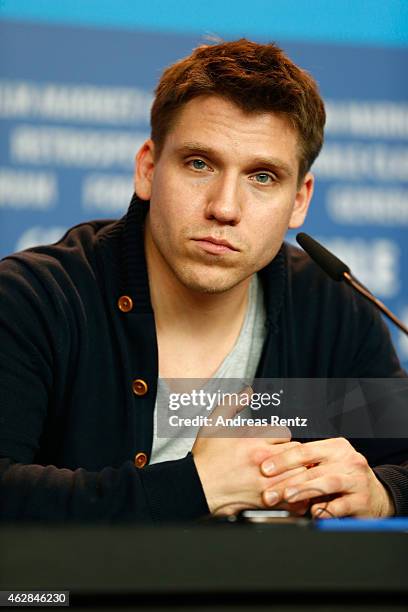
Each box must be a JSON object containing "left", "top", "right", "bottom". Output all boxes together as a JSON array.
[
  {"left": 263, "top": 461, "right": 275, "bottom": 475},
  {"left": 265, "top": 491, "right": 279, "bottom": 505},
  {"left": 284, "top": 487, "right": 299, "bottom": 500}
]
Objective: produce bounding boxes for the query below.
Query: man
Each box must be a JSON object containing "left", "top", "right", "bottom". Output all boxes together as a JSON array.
[{"left": 0, "top": 40, "right": 407, "bottom": 522}]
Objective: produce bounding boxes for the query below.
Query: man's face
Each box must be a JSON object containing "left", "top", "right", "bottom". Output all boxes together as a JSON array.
[{"left": 135, "top": 95, "right": 313, "bottom": 294}]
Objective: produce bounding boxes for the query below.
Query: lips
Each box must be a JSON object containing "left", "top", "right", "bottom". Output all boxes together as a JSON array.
[{"left": 192, "top": 236, "right": 239, "bottom": 254}]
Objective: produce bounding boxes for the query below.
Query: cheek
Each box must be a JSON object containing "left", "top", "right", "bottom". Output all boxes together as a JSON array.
[
  {"left": 151, "top": 186, "right": 205, "bottom": 234},
  {"left": 149, "top": 192, "right": 192, "bottom": 244},
  {"left": 245, "top": 208, "right": 292, "bottom": 266},
  {"left": 150, "top": 176, "right": 179, "bottom": 223},
  {"left": 251, "top": 212, "right": 289, "bottom": 247},
  {"left": 151, "top": 166, "right": 195, "bottom": 214}
]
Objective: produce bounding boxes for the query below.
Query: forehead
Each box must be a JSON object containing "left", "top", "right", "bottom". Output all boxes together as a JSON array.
[{"left": 162, "top": 95, "right": 300, "bottom": 165}]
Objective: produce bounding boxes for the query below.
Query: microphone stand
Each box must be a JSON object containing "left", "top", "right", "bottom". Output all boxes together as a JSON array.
[
  {"left": 296, "top": 232, "right": 408, "bottom": 338},
  {"left": 342, "top": 271, "right": 408, "bottom": 337}
]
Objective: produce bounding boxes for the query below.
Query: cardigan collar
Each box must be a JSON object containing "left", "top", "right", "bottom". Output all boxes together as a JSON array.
[{"left": 120, "top": 193, "right": 286, "bottom": 332}]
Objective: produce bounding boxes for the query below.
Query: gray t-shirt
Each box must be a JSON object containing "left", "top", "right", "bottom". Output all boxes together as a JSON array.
[{"left": 150, "top": 273, "right": 267, "bottom": 464}]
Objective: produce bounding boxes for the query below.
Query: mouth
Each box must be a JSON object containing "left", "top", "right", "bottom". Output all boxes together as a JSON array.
[{"left": 191, "top": 236, "right": 239, "bottom": 255}]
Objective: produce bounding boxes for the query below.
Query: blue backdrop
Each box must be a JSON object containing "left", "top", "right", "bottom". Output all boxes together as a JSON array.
[{"left": 1, "top": 1, "right": 407, "bottom": 367}]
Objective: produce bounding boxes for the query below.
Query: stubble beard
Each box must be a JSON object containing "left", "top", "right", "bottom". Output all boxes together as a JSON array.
[
  {"left": 170, "top": 258, "right": 246, "bottom": 295},
  {"left": 148, "top": 218, "right": 254, "bottom": 295},
  {"left": 160, "top": 241, "right": 249, "bottom": 295}
]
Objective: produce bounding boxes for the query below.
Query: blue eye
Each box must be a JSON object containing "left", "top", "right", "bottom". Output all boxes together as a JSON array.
[
  {"left": 254, "top": 173, "right": 272, "bottom": 184},
  {"left": 191, "top": 159, "right": 207, "bottom": 170}
]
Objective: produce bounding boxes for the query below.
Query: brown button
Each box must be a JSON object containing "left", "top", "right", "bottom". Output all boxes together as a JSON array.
[
  {"left": 134, "top": 452, "right": 148, "bottom": 468},
  {"left": 118, "top": 295, "right": 133, "bottom": 313},
  {"left": 132, "top": 379, "right": 148, "bottom": 396}
]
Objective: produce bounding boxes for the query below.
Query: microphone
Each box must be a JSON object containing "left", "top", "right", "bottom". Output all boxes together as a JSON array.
[{"left": 296, "top": 232, "right": 408, "bottom": 337}]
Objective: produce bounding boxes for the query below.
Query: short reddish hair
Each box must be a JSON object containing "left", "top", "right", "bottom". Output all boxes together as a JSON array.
[{"left": 151, "top": 39, "right": 326, "bottom": 180}]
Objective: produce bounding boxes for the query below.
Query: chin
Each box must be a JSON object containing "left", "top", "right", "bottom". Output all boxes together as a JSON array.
[{"left": 175, "top": 267, "right": 242, "bottom": 294}]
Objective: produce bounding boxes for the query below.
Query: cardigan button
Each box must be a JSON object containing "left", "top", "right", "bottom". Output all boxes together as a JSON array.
[
  {"left": 134, "top": 452, "right": 148, "bottom": 468},
  {"left": 118, "top": 295, "right": 133, "bottom": 313},
  {"left": 132, "top": 379, "right": 148, "bottom": 396}
]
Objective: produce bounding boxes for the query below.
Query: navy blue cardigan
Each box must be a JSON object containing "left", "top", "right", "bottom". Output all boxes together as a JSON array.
[{"left": 0, "top": 194, "right": 407, "bottom": 521}]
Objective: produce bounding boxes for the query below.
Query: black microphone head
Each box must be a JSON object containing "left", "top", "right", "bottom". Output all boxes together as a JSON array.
[{"left": 296, "top": 232, "right": 350, "bottom": 281}]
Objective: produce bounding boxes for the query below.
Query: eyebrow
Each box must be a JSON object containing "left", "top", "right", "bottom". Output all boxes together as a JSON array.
[{"left": 175, "top": 141, "right": 295, "bottom": 177}]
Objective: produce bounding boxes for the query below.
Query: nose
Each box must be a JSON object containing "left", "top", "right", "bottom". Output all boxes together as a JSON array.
[{"left": 204, "top": 173, "right": 242, "bottom": 225}]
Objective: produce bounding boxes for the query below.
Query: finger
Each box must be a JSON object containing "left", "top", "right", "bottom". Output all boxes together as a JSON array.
[
  {"left": 263, "top": 465, "right": 308, "bottom": 487},
  {"left": 282, "top": 473, "right": 351, "bottom": 504},
  {"left": 263, "top": 457, "right": 365, "bottom": 506},
  {"left": 262, "top": 462, "right": 322, "bottom": 497},
  {"left": 252, "top": 441, "right": 302, "bottom": 467},
  {"left": 311, "top": 494, "right": 359, "bottom": 518},
  {"left": 261, "top": 443, "right": 317, "bottom": 476},
  {"left": 271, "top": 499, "right": 310, "bottom": 516},
  {"left": 263, "top": 470, "right": 350, "bottom": 507},
  {"left": 269, "top": 441, "right": 302, "bottom": 451},
  {"left": 265, "top": 460, "right": 351, "bottom": 488},
  {"left": 262, "top": 467, "right": 314, "bottom": 506},
  {"left": 252, "top": 424, "right": 291, "bottom": 444},
  {"left": 261, "top": 438, "right": 349, "bottom": 476},
  {"left": 287, "top": 500, "right": 310, "bottom": 516}
]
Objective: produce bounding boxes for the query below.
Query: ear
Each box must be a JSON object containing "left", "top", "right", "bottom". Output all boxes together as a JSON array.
[
  {"left": 134, "top": 139, "right": 155, "bottom": 201},
  {"left": 288, "top": 172, "right": 314, "bottom": 229}
]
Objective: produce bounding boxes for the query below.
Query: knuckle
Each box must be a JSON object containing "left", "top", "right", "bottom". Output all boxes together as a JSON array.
[
  {"left": 337, "top": 437, "right": 351, "bottom": 449},
  {"left": 258, "top": 475, "right": 268, "bottom": 491},
  {"left": 328, "top": 474, "right": 343, "bottom": 492},
  {"left": 297, "top": 465, "right": 309, "bottom": 475},
  {"left": 352, "top": 452, "right": 368, "bottom": 469},
  {"left": 324, "top": 499, "right": 343, "bottom": 517},
  {"left": 308, "top": 464, "right": 323, "bottom": 479},
  {"left": 284, "top": 470, "right": 307, "bottom": 488},
  {"left": 298, "top": 444, "right": 310, "bottom": 464}
]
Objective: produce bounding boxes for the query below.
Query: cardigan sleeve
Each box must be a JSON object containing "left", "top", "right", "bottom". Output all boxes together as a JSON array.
[
  {"left": 0, "top": 254, "right": 208, "bottom": 522},
  {"left": 343, "top": 285, "right": 408, "bottom": 516},
  {"left": 0, "top": 454, "right": 208, "bottom": 522}
]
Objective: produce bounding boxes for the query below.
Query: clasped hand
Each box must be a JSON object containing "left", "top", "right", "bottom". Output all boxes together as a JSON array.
[
  {"left": 260, "top": 437, "right": 395, "bottom": 518},
  {"left": 192, "top": 389, "right": 395, "bottom": 519}
]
